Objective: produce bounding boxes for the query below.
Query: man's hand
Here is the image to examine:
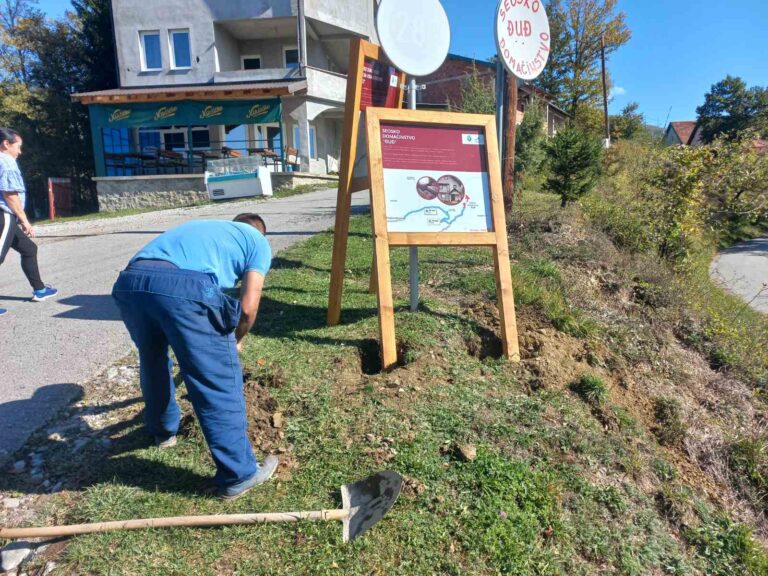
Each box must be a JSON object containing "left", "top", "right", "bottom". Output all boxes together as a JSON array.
[{"left": 236, "top": 340, "right": 244, "bottom": 353}]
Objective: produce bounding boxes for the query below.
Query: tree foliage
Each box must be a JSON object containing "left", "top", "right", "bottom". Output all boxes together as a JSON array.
[
  {"left": 0, "top": 0, "right": 116, "bottom": 214},
  {"left": 610, "top": 102, "right": 644, "bottom": 141},
  {"left": 536, "top": 0, "right": 631, "bottom": 122},
  {"left": 514, "top": 97, "right": 546, "bottom": 190},
  {"left": 544, "top": 127, "right": 603, "bottom": 207},
  {"left": 696, "top": 76, "right": 768, "bottom": 143},
  {"left": 459, "top": 65, "right": 495, "bottom": 114}
]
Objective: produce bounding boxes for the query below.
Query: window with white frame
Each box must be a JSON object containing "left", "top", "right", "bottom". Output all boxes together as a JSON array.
[
  {"left": 284, "top": 46, "right": 299, "bottom": 68},
  {"left": 169, "top": 29, "right": 191, "bottom": 69},
  {"left": 139, "top": 30, "right": 162, "bottom": 71},
  {"left": 292, "top": 125, "right": 316, "bottom": 159},
  {"left": 241, "top": 55, "right": 262, "bottom": 70}
]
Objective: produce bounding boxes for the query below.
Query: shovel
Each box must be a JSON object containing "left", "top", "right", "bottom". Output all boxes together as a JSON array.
[{"left": 0, "top": 471, "right": 402, "bottom": 543}]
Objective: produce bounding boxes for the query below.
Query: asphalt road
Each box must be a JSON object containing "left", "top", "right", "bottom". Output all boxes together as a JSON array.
[
  {"left": 710, "top": 237, "right": 768, "bottom": 313},
  {"left": 0, "top": 188, "right": 370, "bottom": 464}
]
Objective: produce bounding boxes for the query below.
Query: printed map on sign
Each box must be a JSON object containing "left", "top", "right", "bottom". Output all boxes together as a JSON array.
[{"left": 379, "top": 123, "right": 493, "bottom": 233}]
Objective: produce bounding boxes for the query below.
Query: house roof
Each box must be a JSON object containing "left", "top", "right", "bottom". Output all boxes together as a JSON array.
[
  {"left": 667, "top": 121, "right": 697, "bottom": 144},
  {"left": 72, "top": 80, "right": 307, "bottom": 104},
  {"left": 753, "top": 140, "right": 768, "bottom": 154}
]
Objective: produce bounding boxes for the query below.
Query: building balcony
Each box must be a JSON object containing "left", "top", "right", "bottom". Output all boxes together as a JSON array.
[{"left": 214, "top": 67, "right": 302, "bottom": 84}]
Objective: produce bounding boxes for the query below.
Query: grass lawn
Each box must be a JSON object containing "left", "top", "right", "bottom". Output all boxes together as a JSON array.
[{"left": 3, "top": 192, "right": 768, "bottom": 575}]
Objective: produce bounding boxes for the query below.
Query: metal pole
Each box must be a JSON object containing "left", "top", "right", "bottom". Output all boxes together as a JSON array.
[{"left": 408, "top": 77, "right": 419, "bottom": 312}]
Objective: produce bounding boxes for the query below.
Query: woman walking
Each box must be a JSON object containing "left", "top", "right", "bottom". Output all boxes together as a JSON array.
[{"left": 0, "top": 127, "right": 58, "bottom": 315}]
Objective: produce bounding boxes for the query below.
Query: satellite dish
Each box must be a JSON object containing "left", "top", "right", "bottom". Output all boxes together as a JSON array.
[{"left": 376, "top": 0, "right": 450, "bottom": 77}]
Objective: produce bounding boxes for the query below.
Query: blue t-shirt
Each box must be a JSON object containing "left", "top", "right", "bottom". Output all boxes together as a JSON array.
[
  {"left": 132, "top": 220, "right": 272, "bottom": 288},
  {"left": 0, "top": 153, "right": 26, "bottom": 215}
]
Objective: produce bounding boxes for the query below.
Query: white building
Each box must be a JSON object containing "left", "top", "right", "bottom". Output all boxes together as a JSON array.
[{"left": 74, "top": 0, "right": 378, "bottom": 210}]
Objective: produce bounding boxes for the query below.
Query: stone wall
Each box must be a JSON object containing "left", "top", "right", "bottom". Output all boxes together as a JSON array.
[
  {"left": 95, "top": 172, "right": 339, "bottom": 212},
  {"left": 95, "top": 175, "right": 208, "bottom": 212}
]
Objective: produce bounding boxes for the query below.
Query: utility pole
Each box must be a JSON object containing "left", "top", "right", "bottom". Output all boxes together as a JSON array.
[
  {"left": 502, "top": 73, "right": 518, "bottom": 214},
  {"left": 600, "top": 34, "right": 610, "bottom": 148}
]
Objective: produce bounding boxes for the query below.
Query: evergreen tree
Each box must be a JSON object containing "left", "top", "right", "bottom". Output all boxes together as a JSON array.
[
  {"left": 459, "top": 65, "right": 495, "bottom": 114},
  {"left": 514, "top": 97, "right": 546, "bottom": 189},
  {"left": 544, "top": 127, "right": 602, "bottom": 207}
]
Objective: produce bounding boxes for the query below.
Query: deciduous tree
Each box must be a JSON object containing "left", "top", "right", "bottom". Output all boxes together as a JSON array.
[{"left": 536, "top": 0, "right": 631, "bottom": 127}]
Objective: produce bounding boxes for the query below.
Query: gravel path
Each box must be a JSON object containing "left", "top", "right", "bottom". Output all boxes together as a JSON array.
[{"left": 0, "top": 189, "right": 369, "bottom": 464}]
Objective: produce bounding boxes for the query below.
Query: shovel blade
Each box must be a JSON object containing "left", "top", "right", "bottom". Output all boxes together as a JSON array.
[{"left": 340, "top": 470, "right": 402, "bottom": 542}]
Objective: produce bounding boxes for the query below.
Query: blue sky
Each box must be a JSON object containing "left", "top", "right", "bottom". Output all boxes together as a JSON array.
[{"left": 38, "top": 0, "right": 768, "bottom": 127}]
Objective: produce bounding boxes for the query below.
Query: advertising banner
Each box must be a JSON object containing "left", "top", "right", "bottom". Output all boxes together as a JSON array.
[{"left": 90, "top": 99, "right": 282, "bottom": 129}]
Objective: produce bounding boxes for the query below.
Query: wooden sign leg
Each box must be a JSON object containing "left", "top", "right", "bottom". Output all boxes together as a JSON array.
[
  {"left": 493, "top": 245, "right": 521, "bottom": 362},
  {"left": 327, "top": 181, "right": 353, "bottom": 326},
  {"left": 373, "top": 236, "right": 397, "bottom": 370},
  {"left": 369, "top": 255, "right": 377, "bottom": 294}
]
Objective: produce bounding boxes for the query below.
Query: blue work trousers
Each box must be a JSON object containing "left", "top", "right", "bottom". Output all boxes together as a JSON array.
[{"left": 112, "top": 261, "right": 258, "bottom": 487}]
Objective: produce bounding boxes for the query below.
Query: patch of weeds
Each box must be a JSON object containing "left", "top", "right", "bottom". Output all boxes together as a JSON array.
[
  {"left": 708, "top": 346, "right": 737, "bottom": 372},
  {"left": 684, "top": 516, "right": 768, "bottom": 576},
  {"left": 729, "top": 436, "right": 768, "bottom": 498},
  {"left": 571, "top": 374, "right": 608, "bottom": 406},
  {"left": 594, "top": 486, "right": 627, "bottom": 516},
  {"left": 611, "top": 405, "right": 641, "bottom": 437},
  {"left": 653, "top": 459, "right": 677, "bottom": 482},
  {"left": 653, "top": 397, "right": 686, "bottom": 447},
  {"left": 654, "top": 484, "right": 692, "bottom": 528},
  {"left": 527, "top": 258, "right": 562, "bottom": 284}
]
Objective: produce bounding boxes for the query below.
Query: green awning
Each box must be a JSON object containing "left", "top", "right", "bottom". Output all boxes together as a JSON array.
[{"left": 90, "top": 99, "right": 281, "bottom": 128}]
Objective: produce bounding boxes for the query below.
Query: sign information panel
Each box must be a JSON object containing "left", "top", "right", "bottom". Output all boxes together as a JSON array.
[
  {"left": 495, "top": 0, "right": 550, "bottom": 80},
  {"left": 364, "top": 108, "right": 521, "bottom": 369},
  {"left": 379, "top": 123, "right": 493, "bottom": 233}
]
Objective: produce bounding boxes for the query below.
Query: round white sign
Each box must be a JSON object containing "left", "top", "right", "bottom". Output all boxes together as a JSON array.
[
  {"left": 495, "top": 0, "right": 550, "bottom": 80},
  {"left": 376, "top": 0, "right": 450, "bottom": 77}
]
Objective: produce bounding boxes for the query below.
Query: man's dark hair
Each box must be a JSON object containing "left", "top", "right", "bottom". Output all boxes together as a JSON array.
[
  {"left": 0, "top": 127, "right": 21, "bottom": 145},
  {"left": 234, "top": 213, "right": 266, "bottom": 233}
]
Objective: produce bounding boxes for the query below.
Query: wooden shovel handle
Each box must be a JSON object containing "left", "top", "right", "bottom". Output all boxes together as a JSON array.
[{"left": 0, "top": 509, "right": 348, "bottom": 539}]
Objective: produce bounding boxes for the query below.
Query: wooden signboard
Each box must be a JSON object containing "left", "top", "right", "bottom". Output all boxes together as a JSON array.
[
  {"left": 327, "top": 38, "right": 406, "bottom": 327},
  {"left": 365, "top": 108, "right": 521, "bottom": 369}
]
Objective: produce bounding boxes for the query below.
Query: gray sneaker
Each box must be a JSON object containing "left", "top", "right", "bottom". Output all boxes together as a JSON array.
[
  {"left": 155, "top": 435, "right": 177, "bottom": 449},
  {"left": 219, "top": 455, "right": 279, "bottom": 500}
]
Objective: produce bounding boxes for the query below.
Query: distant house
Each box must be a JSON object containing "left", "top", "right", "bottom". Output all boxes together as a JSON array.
[
  {"left": 663, "top": 121, "right": 697, "bottom": 146},
  {"left": 666, "top": 122, "right": 765, "bottom": 151},
  {"left": 416, "top": 54, "right": 569, "bottom": 137}
]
